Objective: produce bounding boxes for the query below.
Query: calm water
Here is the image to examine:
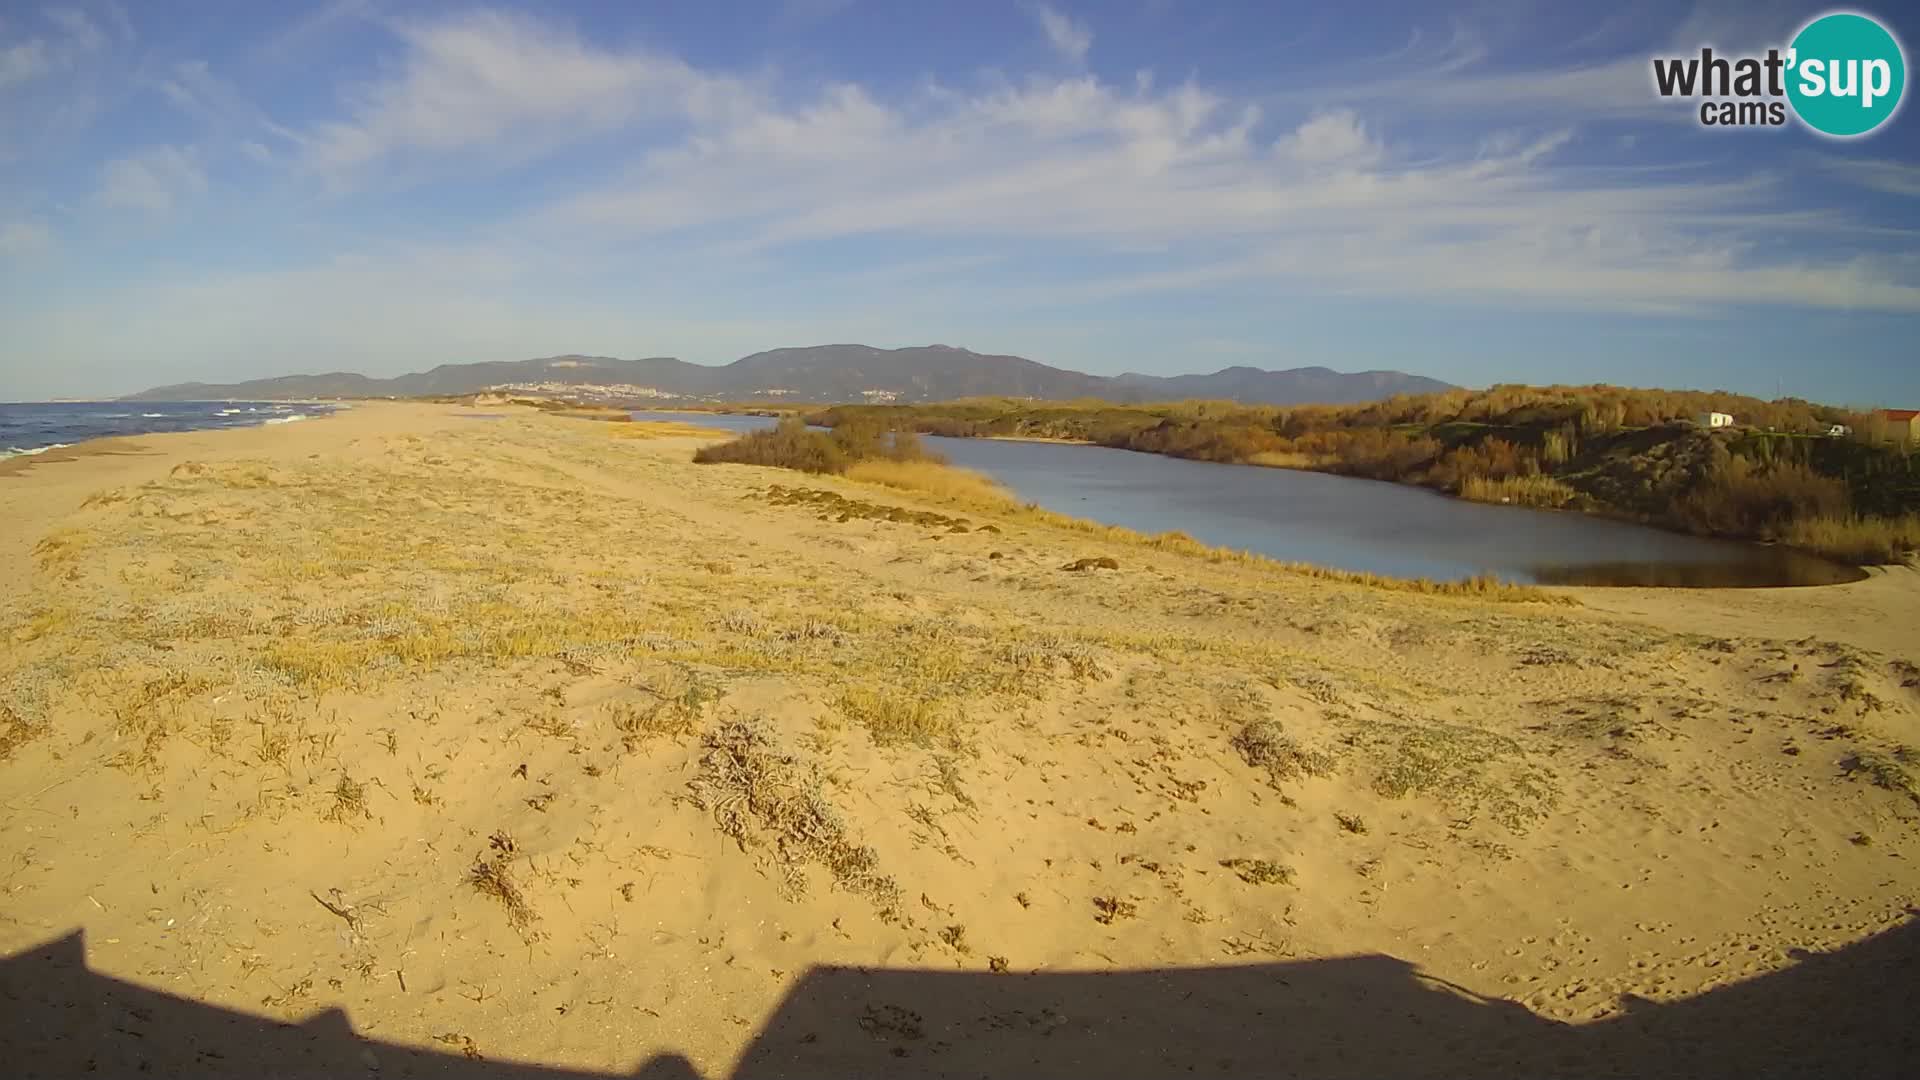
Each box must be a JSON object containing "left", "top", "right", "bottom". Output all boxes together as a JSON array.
[
  {"left": 634, "top": 411, "right": 1864, "bottom": 588},
  {"left": 0, "top": 401, "right": 344, "bottom": 459}
]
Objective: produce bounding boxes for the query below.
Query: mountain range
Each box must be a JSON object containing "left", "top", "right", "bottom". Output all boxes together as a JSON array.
[{"left": 125, "top": 345, "right": 1454, "bottom": 406}]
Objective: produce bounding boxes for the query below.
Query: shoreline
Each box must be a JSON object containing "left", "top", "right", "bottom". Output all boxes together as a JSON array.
[
  {"left": 0, "top": 400, "right": 349, "bottom": 465},
  {"left": 827, "top": 424, "right": 1898, "bottom": 573}
]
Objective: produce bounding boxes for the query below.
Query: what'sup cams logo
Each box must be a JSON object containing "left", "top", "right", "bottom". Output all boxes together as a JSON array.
[{"left": 1652, "top": 10, "right": 1906, "bottom": 136}]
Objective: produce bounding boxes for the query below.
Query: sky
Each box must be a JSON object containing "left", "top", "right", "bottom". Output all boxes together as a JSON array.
[{"left": 1, "top": 1, "right": 1917, "bottom": 404}]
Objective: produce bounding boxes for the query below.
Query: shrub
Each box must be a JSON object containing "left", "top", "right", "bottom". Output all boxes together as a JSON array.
[
  {"left": 1678, "top": 458, "right": 1852, "bottom": 540},
  {"left": 1777, "top": 513, "right": 1920, "bottom": 565},
  {"left": 693, "top": 418, "right": 944, "bottom": 474},
  {"left": 693, "top": 418, "right": 847, "bottom": 473}
]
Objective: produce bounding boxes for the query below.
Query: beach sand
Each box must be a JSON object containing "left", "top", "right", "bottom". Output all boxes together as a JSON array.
[{"left": 2, "top": 402, "right": 1916, "bottom": 1077}]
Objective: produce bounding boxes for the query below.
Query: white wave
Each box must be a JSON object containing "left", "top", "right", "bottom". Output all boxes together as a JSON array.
[
  {"left": 263, "top": 414, "right": 309, "bottom": 425},
  {"left": 0, "top": 442, "right": 71, "bottom": 460},
  {"left": 217, "top": 409, "right": 241, "bottom": 416},
  {"left": 141, "top": 412, "right": 165, "bottom": 418}
]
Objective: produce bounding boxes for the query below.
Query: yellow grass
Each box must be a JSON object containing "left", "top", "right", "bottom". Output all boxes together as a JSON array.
[
  {"left": 1778, "top": 513, "right": 1920, "bottom": 565},
  {"left": 1458, "top": 475, "right": 1578, "bottom": 509},
  {"left": 1247, "top": 450, "right": 1322, "bottom": 469},
  {"left": 844, "top": 460, "right": 1015, "bottom": 503},
  {"left": 609, "top": 421, "right": 733, "bottom": 440}
]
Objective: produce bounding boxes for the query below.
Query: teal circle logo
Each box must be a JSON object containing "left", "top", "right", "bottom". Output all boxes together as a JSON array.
[{"left": 1787, "top": 12, "right": 1906, "bottom": 137}]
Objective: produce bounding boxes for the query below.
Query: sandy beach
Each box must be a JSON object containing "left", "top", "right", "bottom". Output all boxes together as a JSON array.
[{"left": 2, "top": 401, "right": 1916, "bottom": 1078}]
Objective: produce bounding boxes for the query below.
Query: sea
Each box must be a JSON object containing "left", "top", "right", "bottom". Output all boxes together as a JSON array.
[{"left": 0, "top": 401, "right": 346, "bottom": 460}]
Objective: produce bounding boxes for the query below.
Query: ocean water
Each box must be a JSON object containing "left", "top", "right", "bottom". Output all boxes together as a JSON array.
[{"left": 0, "top": 401, "right": 344, "bottom": 460}]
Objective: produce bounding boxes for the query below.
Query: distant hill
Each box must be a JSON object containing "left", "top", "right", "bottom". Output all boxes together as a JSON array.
[{"left": 125, "top": 345, "right": 1454, "bottom": 406}]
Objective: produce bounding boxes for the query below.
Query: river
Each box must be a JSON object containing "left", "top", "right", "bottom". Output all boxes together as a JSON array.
[{"left": 631, "top": 411, "right": 1863, "bottom": 588}]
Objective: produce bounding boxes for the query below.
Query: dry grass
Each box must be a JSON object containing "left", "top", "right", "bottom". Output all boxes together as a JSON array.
[
  {"left": 844, "top": 460, "right": 1014, "bottom": 504},
  {"left": 0, "top": 702, "right": 48, "bottom": 762},
  {"left": 1779, "top": 514, "right": 1920, "bottom": 565},
  {"left": 687, "top": 719, "right": 900, "bottom": 917},
  {"left": 1841, "top": 747, "right": 1919, "bottom": 802},
  {"left": 1220, "top": 858, "right": 1295, "bottom": 886},
  {"left": 610, "top": 672, "right": 717, "bottom": 749},
  {"left": 323, "top": 772, "right": 371, "bottom": 824},
  {"left": 609, "top": 421, "right": 732, "bottom": 440},
  {"left": 1246, "top": 450, "right": 1322, "bottom": 469},
  {"left": 836, "top": 687, "right": 957, "bottom": 748},
  {"left": 1230, "top": 719, "right": 1333, "bottom": 785},
  {"left": 468, "top": 833, "right": 541, "bottom": 942},
  {"left": 1367, "top": 723, "right": 1558, "bottom": 832},
  {"left": 1459, "top": 475, "right": 1578, "bottom": 509}
]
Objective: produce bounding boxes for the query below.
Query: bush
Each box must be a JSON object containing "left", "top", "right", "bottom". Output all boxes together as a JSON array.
[
  {"left": 1777, "top": 513, "right": 1920, "bottom": 565},
  {"left": 1678, "top": 458, "right": 1852, "bottom": 540},
  {"left": 693, "top": 418, "right": 943, "bottom": 474}
]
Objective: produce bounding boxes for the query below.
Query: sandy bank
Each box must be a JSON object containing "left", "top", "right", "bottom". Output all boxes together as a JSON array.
[{"left": 1, "top": 403, "right": 1915, "bottom": 1077}]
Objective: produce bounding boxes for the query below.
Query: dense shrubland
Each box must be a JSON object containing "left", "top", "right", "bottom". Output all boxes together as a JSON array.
[{"left": 803, "top": 387, "right": 1920, "bottom": 564}]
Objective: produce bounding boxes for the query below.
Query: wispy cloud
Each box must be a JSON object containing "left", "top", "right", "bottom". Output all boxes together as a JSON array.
[
  {"left": 0, "top": 4, "right": 115, "bottom": 89},
  {"left": 6, "top": 3, "right": 1916, "bottom": 400},
  {"left": 97, "top": 145, "right": 208, "bottom": 213},
  {"left": 299, "top": 10, "right": 756, "bottom": 186},
  {"left": 1816, "top": 157, "right": 1920, "bottom": 198},
  {"left": 1034, "top": 4, "right": 1092, "bottom": 64},
  {"left": 0, "top": 39, "right": 52, "bottom": 88},
  {"left": 43, "top": 6, "right": 106, "bottom": 53},
  {"left": 530, "top": 48, "right": 1909, "bottom": 315}
]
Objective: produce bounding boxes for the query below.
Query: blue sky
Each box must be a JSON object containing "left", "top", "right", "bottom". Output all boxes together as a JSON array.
[{"left": 1, "top": 1, "right": 1917, "bottom": 403}]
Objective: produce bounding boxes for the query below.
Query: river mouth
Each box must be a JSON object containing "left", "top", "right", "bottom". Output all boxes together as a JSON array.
[{"left": 636, "top": 411, "right": 1867, "bottom": 590}]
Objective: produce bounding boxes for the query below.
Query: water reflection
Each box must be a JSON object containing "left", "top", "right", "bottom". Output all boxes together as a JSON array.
[{"left": 632, "top": 411, "right": 1862, "bottom": 589}]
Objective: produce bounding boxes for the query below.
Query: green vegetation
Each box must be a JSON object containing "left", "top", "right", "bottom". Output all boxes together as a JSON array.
[{"left": 804, "top": 388, "right": 1920, "bottom": 565}]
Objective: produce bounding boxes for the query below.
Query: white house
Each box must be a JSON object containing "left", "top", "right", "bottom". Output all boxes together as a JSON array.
[{"left": 1695, "top": 411, "right": 1734, "bottom": 429}]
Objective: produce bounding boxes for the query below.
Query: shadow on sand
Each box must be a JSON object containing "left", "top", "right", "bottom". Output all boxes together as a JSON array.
[{"left": 4, "top": 916, "right": 1916, "bottom": 1078}]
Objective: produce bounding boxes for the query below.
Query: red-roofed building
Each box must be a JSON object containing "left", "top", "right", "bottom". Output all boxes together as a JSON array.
[{"left": 1868, "top": 409, "right": 1920, "bottom": 444}]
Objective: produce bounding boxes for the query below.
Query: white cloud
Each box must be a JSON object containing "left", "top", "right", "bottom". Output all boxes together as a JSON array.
[
  {"left": 1815, "top": 157, "right": 1920, "bottom": 198},
  {"left": 0, "top": 220, "right": 53, "bottom": 256},
  {"left": 527, "top": 60, "right": 1912, "bottom": 313},
  {"left": 1273, "top": 110, "right": 1380, "bottom": 166},
  {"left": 0, "top": 38, "right": 51, "bottom": 88},
  {"left": 1035, "top": 5, "right": 1092, "bottom": 64},
  {"left": 0, "top": 6, "right": 113, "bottom": 90},
  {"left": 300, "top": 10, "right": 756, "bottom": 185},
  {"left": 97, "top": 145, "right": 207, "bottom": 213},
  {"left": 8, "top": 5, "right": 1917, "bottom": 401},
  {"left": 44, "top": 6, "right": 105, "bottom": 52}
]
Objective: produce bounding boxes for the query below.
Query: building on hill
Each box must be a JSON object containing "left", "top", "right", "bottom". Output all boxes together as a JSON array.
[
  {"left": 1694, "top": 411, "right": 1735, "bottom": 429},
  {"left": 1867, "top": 409, "right": 1919, "bottom": 444}
]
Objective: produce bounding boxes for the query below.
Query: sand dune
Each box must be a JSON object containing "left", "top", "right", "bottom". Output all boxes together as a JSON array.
[{"left": 2, "top": 402, "right": 1916, "bottom": 1077}]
